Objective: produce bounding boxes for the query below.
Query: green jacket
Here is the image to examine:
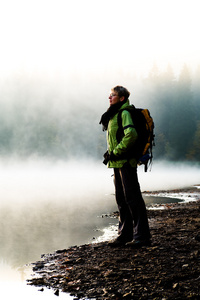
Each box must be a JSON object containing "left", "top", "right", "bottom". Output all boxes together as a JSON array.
[{"left": 107, "top": 100, "right": 138, "bottom": 168}]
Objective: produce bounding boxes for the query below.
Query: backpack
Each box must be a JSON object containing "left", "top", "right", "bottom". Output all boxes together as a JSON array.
[{"left": 116, "top": 105, "right": 155, "bottom": 172}]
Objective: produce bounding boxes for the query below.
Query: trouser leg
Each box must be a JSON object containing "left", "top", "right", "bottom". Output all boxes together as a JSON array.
[
  {"left": 114, "top": 164, "right": 151, "bottom": 241},
  {"left": 114, "top": 168, "right": 133, "bottom": 242}
]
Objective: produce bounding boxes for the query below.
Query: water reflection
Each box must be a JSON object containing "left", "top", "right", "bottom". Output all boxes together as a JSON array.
[
  {"left": 0, "top": 194, "right": 181, "bottom": 270},
  {"left": 144, "top": 195, "right": 183, "bottom": 206},
  {"left": 0, "top": 160, "right": 117, "bottom": 299},
  {"left": 0, "top": 196, "right": 117, "bottom": 299},
  {"left": 0, "top": 196, "right": 117, "bottom": 268}
]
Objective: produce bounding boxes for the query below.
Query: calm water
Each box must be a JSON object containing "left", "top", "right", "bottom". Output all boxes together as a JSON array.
[
  {"left": 0, "top": 194, "right": 178, "bottom": 300},
  {"left": 0, "top": 160, "right": 199, "bottom": 299},
  {"left": 0, "top": 160, "right": 117, "bottom": 299}
]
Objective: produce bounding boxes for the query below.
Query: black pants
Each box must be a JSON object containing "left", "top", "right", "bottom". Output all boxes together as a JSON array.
[{"left": 114, "top": 163, "right": 151, "bottom": 242}]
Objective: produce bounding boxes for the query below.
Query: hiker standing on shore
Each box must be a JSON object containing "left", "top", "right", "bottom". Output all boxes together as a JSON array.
[{"left": 99, "top": 85, "right": 151, "bottom": 247}]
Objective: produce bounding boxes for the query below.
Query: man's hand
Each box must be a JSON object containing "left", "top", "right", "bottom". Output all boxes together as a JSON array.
[{"left": 103, "top": 151, "right": 117, "bottom": 165}]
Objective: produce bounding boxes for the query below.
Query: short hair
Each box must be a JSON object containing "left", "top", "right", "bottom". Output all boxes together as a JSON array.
[{"left": 112, "top": 85, "right": 130, "bottom": 101}]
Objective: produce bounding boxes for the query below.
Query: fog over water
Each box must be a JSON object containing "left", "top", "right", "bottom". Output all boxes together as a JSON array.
[
  {"left": 0, "top": 84, "right": 200, "bottom": 298},
  {"left": 1, "top": 159, "right": 199, "bottom": 255},
  {"left": 0, "top": 158, "right": 199, "bottom": 266},
  {"left": 1, "top": 75, "right": 200, "bottom": 299}
]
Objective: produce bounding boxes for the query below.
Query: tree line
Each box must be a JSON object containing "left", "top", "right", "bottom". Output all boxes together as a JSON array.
[
  {"left": 0, "top": 64, "right": 199, "bottom": 163},
  {"left": 143, "top": 64, "right": 200, "bottom": 162}
]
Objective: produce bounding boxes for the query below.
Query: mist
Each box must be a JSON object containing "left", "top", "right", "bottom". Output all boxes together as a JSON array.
[
  {"left": 0, "top": 65, "right": 199, "bottom": 198},
  {"left": 0, "top": 157, "right": 199, "bottom": 266},
  {"left": 0, "top": 157, "right": 199, "bottom": 265},
  {"left": 0, "top": 158, "right": 199, "bottom": 203},
  {"left": 1, "top": 73, "right": 200, "bottom": 300},
  {"left": 1, "top": 63, "right": 200, "bottom": 162}
]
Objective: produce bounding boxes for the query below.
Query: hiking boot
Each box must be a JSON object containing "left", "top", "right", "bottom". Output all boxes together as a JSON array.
[
  {"left": 108, "top": 237, "right": 132, "bottom": 247},
  {"left": 126, "top": 239, "right": 151, "bottom": 248}
]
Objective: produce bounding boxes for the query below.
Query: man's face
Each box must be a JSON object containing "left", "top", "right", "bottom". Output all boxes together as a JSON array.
[{"left": 109, "top": 90, "right": 124, "bottom": 106}]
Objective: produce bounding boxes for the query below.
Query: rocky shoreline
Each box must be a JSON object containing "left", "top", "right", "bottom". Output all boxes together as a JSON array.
[{"left": 27, "top": 187, "right": 200, "bottom": 299}]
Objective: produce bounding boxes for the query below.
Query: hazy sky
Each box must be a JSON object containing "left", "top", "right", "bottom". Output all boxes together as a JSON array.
[{"left": 0, "top": 0, "right": 199, "bottom": 79}]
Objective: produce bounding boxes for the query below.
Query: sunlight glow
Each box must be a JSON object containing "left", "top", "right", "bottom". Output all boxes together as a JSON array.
[{"left": 0, "top": 0, "right": 199, "bottom": 76}]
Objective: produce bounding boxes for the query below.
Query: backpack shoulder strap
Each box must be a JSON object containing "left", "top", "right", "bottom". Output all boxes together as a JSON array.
[{"left": 116, "top": 105, "right": 135, "bottom": 143}]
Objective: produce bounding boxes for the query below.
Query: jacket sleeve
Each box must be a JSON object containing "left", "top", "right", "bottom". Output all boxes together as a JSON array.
[{"left": 113, "top": 110, "right": 138, "bottom": 157}]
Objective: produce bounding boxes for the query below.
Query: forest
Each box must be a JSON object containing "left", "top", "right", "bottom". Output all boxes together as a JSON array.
[
  {"left": 0, "top": 64, "right": 199, "bottom": 163},
  {"left": 144, "top": 64, "right": 200, "bottom": 162}
]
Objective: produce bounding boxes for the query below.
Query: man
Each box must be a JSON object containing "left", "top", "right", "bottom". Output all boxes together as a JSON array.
[{"left": 99, "top": 85, "right": 151, "bottom": 247}]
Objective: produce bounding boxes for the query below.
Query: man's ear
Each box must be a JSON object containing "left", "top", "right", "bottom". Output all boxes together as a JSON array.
[{"left": 120, "top": 96, "right": 125, "bottom": 102}]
